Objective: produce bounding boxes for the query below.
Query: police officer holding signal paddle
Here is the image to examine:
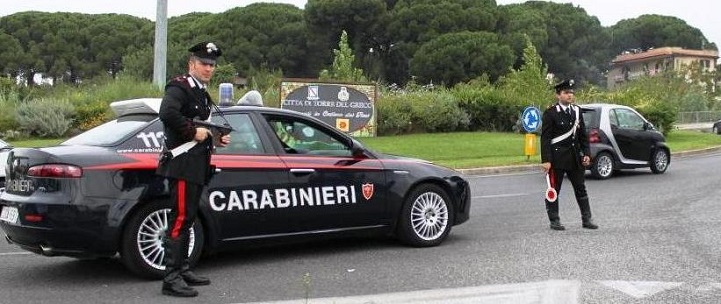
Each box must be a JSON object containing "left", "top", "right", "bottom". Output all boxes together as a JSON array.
[{"left": 540, "top": 79, "right": 598, "bottom": 231}]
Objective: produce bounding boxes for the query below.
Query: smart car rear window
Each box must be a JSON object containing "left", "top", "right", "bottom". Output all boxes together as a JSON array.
[{"left": 61, "top": 114, "right": 157, "bottom": 146}]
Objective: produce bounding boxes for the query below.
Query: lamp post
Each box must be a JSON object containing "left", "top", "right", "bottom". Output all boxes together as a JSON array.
[{"left": 152, "top": 0, "right": 168, "bottom": 89}]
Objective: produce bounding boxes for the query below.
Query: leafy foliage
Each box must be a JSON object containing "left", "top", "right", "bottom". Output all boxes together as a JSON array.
[
  {"left": 610, "top": 15, "right": 714, "bottom": 55},
  {"left": 319, "top": 30, "right": 367, "bottom": 82},
  {"left": 15, "top": 98, "right": 75, "bottom": 137},
  {"left": 411, "top": 31, "right": 514, "bottom": 86}
]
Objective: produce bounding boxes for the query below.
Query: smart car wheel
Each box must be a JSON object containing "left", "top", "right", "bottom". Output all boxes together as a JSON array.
[
  {"left": 120, "top": 201, "right": 204, "bottom": 279},
  {"left": 397, "top": 184, "right": 454, "bottom": 247},
  {"left": 713, "top": 125, "right": 719, "bottom": 134},
  {"left": 650, "top": 149, "right": 669, "bottom": 174},
  {"left": 590, "top": 152, "right": 614, "bottom": 179}
]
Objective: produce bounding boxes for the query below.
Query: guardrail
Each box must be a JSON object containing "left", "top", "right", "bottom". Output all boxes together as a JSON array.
[{"left": 677, "top": 111, "right": 721, "bottom": 123}]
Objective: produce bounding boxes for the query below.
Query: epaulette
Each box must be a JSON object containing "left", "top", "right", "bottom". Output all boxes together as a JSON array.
[{"left": 167, "top": 75, "right": 194, "bottom": 90}]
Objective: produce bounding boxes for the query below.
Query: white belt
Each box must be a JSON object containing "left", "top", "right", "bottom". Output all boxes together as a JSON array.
[
  {"left": 169, "top": 141, "right": 198, "bottom": 158},
  {"left": 551, "top": 106, "right": 579, "bottom": 144}
]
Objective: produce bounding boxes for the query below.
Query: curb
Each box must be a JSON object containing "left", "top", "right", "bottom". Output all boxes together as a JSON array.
[{"left": 457, "top": 145, "right": 721, "bottom": 176}]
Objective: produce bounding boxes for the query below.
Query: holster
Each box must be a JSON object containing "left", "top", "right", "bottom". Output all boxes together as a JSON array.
[{"left": 158, "top": 151, "right": 173, "bottom": 165}]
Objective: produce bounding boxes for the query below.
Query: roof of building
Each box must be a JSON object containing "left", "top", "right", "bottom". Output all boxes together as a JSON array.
[{"left": 611, "top": 47, "right": 719, "bottom": 65}]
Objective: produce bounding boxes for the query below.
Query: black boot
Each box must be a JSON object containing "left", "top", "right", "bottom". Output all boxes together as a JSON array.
[
  {"left": 546, "top": 199, "right": 564, "bottom": 230},
  {"left": 178, "top": 232, "right": 210, "bottom": 286},
  {"left": 577, "top": 197, "right": 598, "bottom": 229},
  {"left": 182, "top": 270, "right": 211, "bottom": 286},
  {"left": 162, "top": 237, "right": 198, "bottom": 297},
  {"left": 550, "top": 220, "right": 566, "bottom": 230}
]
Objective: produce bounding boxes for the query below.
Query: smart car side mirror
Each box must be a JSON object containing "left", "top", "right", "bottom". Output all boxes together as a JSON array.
[{"left": 643, "top": 122, "right": 655, "bottom": 131}]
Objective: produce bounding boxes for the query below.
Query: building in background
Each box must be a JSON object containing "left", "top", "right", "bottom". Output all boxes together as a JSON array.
[{"left": 607, "top": 47, "right": 718, "bottom": 90}]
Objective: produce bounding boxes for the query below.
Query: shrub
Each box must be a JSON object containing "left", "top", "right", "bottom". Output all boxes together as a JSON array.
[
  {"left": 453, "top": 84, "right": 523, "bottom": 132},
  {"left": 407, "top": 91, "right": 470, "bottom": 133},
  {"left": 376, "top": 93, "right": 413, "bottom": 135},
  {"left": 15, "top": 98, "right": 75, "bottom": 138}
]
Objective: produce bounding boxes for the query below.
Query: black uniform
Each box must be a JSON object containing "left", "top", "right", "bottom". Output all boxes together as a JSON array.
[
  {"left": 540, "top": 101, "right": 596, "bottom": 229},
  {"left": 156, "top": 74, "right": 214, "bottom": 295}
]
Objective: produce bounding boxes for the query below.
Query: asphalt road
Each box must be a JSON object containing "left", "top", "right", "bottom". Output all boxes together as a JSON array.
[{"left": 0, "top": 151, "right": 720, "bottom": 304}]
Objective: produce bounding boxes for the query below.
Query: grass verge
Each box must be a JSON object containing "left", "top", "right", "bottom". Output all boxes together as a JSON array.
[{"left": 8, "top": 130, "right": 720, "bottom": 169}]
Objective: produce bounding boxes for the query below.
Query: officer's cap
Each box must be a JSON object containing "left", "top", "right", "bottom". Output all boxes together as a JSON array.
[
  {"left": 188, "top": 41, "right": 222, "bottom": 64},
  {"left": 553, "top": 79, "right": 575, "bottom": 93}
]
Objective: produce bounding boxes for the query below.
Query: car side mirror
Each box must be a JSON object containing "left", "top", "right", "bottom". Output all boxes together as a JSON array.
[
  {"left": 643, "top": 122, "right": 654, "bottom": 131},
  {"left": 349, "top": 139, "right": 368, "bottom": 158}
]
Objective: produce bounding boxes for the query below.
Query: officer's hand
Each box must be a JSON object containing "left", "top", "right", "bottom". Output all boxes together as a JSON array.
[
  {"left": 581, "top": 155, "right": 591, "bottom": 167},
  {"left": 541, "top": 162, "right": 551, "bottom": 173},
  {"left": 194, "top": 127, "right": 211, "bottom": 142},
  {"left": 218, "top": 134, "right": 231, "bottom": 147}
]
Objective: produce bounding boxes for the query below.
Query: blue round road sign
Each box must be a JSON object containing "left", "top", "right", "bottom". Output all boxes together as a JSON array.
[{"left": 522, "top": 106, "right": 541, "bottom": 132}]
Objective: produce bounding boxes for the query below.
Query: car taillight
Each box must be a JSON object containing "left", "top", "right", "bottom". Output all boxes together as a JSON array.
[
  {"left": 27, "top": 164, "right": 83, "bottom": 178},
  {"left": 588, "top": 129, "right": 601, "bottom": 143}
]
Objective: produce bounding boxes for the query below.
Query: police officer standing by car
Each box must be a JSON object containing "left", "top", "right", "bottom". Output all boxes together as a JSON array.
[
  {"left": 540, "top": 79, "right": 598, "bottom": 231},
  {"left": 156, "top": 41, "right": 231, "bottom": 297}
]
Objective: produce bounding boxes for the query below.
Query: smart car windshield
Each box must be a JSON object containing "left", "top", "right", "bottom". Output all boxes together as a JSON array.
[{"left": 62, "top": 114, "right": 157, "bottom": 146}]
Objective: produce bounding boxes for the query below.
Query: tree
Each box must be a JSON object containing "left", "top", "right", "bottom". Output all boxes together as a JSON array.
[
  {"left": 319, "top": 30, "right": 366, "bottom": 82},
  {"left": 196, "top": 3, "right": 309, "bottom": 77},
  {"left": 0, "top": 12, "right": 150, "bottom": 84},
  {"left": 384, "top": 0, "right": 498, "bottom": 84},
  {"left": 410, "top": 31, "right": 514, "bottom": 86},
  {"left": 610, "top": 15, "right": 716, "bottom": 55},
  {"left": 304, "top": 0, "right": 388, "bottom": 77},
  {"left": 497, "top": 35, "right": 550, "bottom": 107},
  {"left": 497, "top": 2, "right": 611, "bottom": 87}
]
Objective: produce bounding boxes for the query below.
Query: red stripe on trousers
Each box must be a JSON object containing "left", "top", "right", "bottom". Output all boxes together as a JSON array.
[{"left": 171, "top": 179, "right": 186, "bottom": 239}]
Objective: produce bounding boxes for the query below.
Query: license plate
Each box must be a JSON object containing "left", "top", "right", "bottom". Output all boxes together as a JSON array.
[{"left": 0, "top": 206, "right": 18, "bottom": 224}]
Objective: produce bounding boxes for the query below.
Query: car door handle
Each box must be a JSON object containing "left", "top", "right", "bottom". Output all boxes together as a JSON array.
[{"left": 290, "top": 168, "right": 315, "bottom": 175}]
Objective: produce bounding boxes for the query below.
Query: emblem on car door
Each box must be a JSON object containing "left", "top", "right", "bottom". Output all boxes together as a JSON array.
[{"left": 362, "top": 183, "right": 374, "bottom": 200}]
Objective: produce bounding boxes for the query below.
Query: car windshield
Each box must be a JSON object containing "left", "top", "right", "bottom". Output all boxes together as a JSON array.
[
  {"left": 0, "top": 139, "right": 9, "bottom": 149},
  {"left": 62, "top": 114, "right": 157, "bottom": 146}
]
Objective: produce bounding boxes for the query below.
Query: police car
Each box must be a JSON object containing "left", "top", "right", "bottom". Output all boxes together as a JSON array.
[
  {"left": 0, "top": 98, "right": 471, "bottom": 278},
  {"left": 580, "top": 103, "right": 670, "bottom": 179},
  {"left": 0, "top": 139, "right": 11, "bottom": 191}
]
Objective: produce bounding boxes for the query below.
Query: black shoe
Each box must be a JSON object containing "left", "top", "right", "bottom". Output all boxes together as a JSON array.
[
  {"left": 162, "top": 282, "right": 199, "bottom": 297},
  {"left": 582, "top": 219, "right": 599, "bottom": 229},
  {"left": 550, "top": 221, "right": 566, "bottom": 231},
  {"left": 182, "top": 271, "right": 211, "bottom": 286}
]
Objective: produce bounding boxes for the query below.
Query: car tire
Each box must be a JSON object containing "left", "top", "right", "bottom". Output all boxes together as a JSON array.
[
  {"left": 650, "top": 149, "right": 670, "bottom": 174},
  {"left": 397, "top": 184, "right": 454, "bottom": 247},
  {"left": 590, "top": 152, "right": 614, "bottom": 179},
  {"left": 713, "top": 125, "right": 719, "bottom": 134},
  {"left": 120, "top": 201, "right": 204, "bottom": 279}
]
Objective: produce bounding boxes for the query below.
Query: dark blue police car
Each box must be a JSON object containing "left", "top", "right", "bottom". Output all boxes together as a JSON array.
[{"left": 0, "top": 98, "right": 470, "bottom": 278}]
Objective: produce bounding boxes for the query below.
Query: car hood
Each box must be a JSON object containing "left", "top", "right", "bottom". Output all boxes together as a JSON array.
[
  {"left": 376, "top": 152, "right": 433, "bottom": 164},
  {"left": 374, "top": 152, "right": 464, "bottom": 178}
]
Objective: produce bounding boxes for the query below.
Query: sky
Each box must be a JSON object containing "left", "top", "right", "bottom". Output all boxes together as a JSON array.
[{"left": 2, "top": 0, "right": 719, "bottom": 49}]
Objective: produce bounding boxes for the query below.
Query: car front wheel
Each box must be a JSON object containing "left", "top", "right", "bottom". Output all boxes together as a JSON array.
[
  {"left": 120, "top": 201, "right": 204, "bottom": 279},
  {"left": 590, "top": 152, "right": 614, "bottom": 179},
  {"left": 397, "top": 184, "right": 454, "bottom": 247},
  {"left": 650, "top": 149, "right": 670, "bottom": 174},
  {"left": 713, "top": 125, "right": 720, "bottom": 134}
]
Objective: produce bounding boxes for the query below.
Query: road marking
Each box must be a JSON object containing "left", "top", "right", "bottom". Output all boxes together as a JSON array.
[
  {"left": 239, "top": 280, "right": 580, "bottom": 304},
  {"left": 599, "top": 281, "right": 684, "bottom": 299},
  {"left": 0, "top": 251, "right": 32, "bottom": 256},
  {"left": 474, "top": 193, "right": 530, "bottom": 199}
]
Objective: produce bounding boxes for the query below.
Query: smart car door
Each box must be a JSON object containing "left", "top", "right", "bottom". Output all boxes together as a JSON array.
[
  {"left": 611, "top": 108, "right": 652, "bottom": 161},
  {"left": 262, "top": 113, "right": 388, "bottom": 232}
]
